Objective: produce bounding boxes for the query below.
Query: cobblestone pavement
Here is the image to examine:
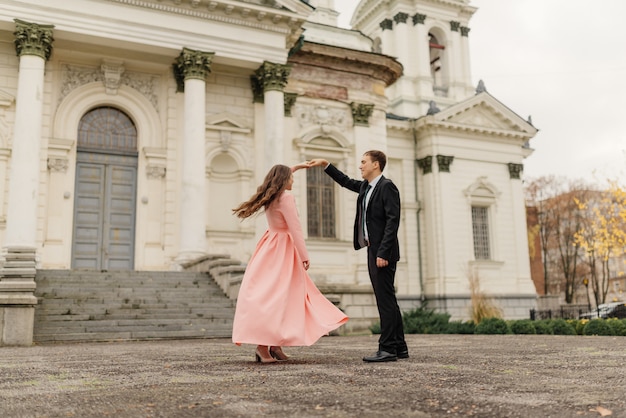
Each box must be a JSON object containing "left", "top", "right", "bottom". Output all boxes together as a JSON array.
[{"left": 1, "top": 334, "right": 625, "bottom": 417}]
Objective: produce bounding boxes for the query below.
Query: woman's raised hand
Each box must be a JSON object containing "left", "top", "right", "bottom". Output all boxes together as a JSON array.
[{"left": 306, "top": 159, "right": 328, "bottom": 167}]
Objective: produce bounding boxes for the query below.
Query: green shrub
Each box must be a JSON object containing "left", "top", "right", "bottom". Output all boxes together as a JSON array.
[
  {"left": 445, "top": 320, "right": 476, "bottom": 334},
  {"left": 606, "top": 318, "right": 626, "bottom": 336},
  {"left": 475, "top": 317, "right": 510, "bottom": 334},
  {"left": 510, "top": 319, "right": 536, "bottom": 334},
  {"left": 533, "top": 320, "right": 554, "bottom": 335},
  {"left": 550, "top": 319, "right": 576, "bottom": 335},
  {"left": 369, "top": 321, "right": 381, "bottom": 334},
  {"left": 574, "top": 319, "right": 587, "bottom": 335},
  {"left": 402, "top": 307, "right": 451, "bottom": 334},
  {"left": 583, "top": 319, "right": 614, "bottom": 336}
]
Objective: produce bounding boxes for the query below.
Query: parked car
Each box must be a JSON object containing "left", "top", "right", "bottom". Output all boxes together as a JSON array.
[{"left": 579, "top": 302, "right": 626, "bottom": 319}]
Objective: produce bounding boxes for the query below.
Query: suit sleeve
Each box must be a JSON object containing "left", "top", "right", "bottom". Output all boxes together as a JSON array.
[
  {"left": 280, "top": 193, "right": 309, "bottom": 262},
  {"left": 378, "top": 180, "right": 401, "bottom": 261},
  {"left": 324, "top": 164, "right": 363, "bottom": 193}
]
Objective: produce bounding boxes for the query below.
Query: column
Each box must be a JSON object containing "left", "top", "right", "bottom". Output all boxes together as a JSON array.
[
  {"left": 173, "top": 47, "right": 214, "bottom": 262},
  {"left": 392, "top": 12, "right": 419, "bottom": 116},
  {"left": 448, "top": 21, "right": 465, "bottom": 100},
  {"left": 0, "top": 19, "right": 53, "bottom": 346},
  {"left": 253, "top": 61, "right": 290, "bottom": 171},
  {"left": 412, "top": 13, "right": 433, "bottom": 113},
  {"left": 460, "top": 26, "right": 473, "bottom": 97}
]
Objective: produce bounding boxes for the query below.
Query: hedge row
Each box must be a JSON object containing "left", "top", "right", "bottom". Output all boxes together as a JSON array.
[{"left": 368, "top": 307, "right": 626, "bottom": 336}]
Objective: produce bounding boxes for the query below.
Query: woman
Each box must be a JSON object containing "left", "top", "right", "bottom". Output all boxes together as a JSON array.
[{"left": 232, "top": 163, "right": 348, "bottom": 363}]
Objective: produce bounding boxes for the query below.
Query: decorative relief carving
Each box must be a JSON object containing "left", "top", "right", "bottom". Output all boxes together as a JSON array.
[
  {"left": 284, "top": 92, "right": 297, "bottom": 117},
  {"left": 461, "top": 26, "right": 471, "bottom": 37},
  {"left": 60, "top": 63, "right": 160, "bottom": 109},
  {"left": 47, "top": 157, "right": 68, "bottom": 173},
  {"left": 143, "top": 147, "right": 167, "bottom": 179},
  {"left": 417, "top": 156, "right": 433, "bottom": 175},
  {"left": 173, "top": 48, "right": 215, "bottom": 92},
  {"left": 394, "top": 12, "right": 409, "bottom": 24},
  {"left": 412, "top": 13, "right": 427, "bottom": 25},
  {"left": 101, "top": 59, "right": 125, "bottom": 95},
  {"left": 146, "top": 165, "right": 166, "bottom": 179},
  {"left": 350, "top": 102, "right": 374, "bottom": 127},
  {"left": 253, "top": 61, "right": 291, "bottom": 93},
  {"left": 436, "top": 155, "right": 454, "bottom": 172},
  {"left": 380, "top": 19, "right": 393, "bottom": 31},
  {"left": 450, "top": 21, "right": 460, "bottom": 32},
  {"left": 294, "top": 104, "right": 350, "bottom": 134},
  {"left": 508, "top": 163, "right": 523, "bottom": 179},
  {"left": 47, "top": 138, "right": 73, "bottom": 173}
]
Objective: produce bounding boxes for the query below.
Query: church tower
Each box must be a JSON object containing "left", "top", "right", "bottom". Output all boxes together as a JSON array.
[{"left": 350, "top": 0, "right": 476, "bottom": 117}]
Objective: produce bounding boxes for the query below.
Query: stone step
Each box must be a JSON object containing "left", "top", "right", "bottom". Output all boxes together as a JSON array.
[
  {"left": 34, "top": 328, "right": 233, "bottom": 343},
  {"left": 33, "top": 269, "right": 236, "bottom": 343}
]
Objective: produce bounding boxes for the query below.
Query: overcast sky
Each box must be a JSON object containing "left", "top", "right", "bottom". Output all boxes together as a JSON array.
[{"left": 334, "top": 1, "right": 626, "bottom": 186}]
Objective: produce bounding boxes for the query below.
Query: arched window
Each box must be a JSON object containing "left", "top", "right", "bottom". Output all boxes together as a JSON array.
[
  {"left": 78, "top": 107, "right": 137, "bottom": 154},
  {"left": 429, "top": 32, "right": 447, "bottom": 96},
  {"left": 465, "top": 177, "right": 501, "bottom": 261}
]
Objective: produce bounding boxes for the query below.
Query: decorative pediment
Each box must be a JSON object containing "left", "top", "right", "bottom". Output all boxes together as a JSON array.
[
  {"left": 206, "top": 113, "right": 251, "bottom": 133},
  {"left": 421, "top": 92, "right": 537, "bottom": 140}
]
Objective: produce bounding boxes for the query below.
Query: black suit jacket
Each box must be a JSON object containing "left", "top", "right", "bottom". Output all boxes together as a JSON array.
[{"left": 325, "top": 164, "right": 400, "bottom": 262}]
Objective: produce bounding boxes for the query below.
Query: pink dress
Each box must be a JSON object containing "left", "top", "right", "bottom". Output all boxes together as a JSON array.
[{"left": 232, "top": 191, "right": 348, "bottom": 346}]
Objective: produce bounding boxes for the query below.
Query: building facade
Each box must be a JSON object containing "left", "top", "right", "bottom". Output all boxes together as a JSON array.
[{"left": 0, "top": 0, "right": 538, "bottom": 344}]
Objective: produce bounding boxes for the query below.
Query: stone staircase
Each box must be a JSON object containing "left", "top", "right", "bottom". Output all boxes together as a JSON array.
[{"left": 33, "top": 270, "right": 236, "bottom": 343}]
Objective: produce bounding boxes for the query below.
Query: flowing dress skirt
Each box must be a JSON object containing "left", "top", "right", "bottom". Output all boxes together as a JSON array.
[{"left": 232, "top": 193, "right": 348, "bottom": 346}]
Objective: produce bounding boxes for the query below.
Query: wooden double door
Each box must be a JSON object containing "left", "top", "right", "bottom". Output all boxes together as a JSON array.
[{"left": 71, "top": 151, "right": 137, "bottom": 270}]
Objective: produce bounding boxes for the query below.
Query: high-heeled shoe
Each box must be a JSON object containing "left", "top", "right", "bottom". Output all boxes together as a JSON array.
[
  {"left": 269, "top": 346, "right": 290, "bottom": 361},
  {"left": 255, "top": 346, "right": 277, "bottom": 364}
]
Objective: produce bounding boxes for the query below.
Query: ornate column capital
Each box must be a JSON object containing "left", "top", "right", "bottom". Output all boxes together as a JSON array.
[
  {"left": 172, "top": 47, "right": 214, "bottom": 93},
  {"left": 416, "top": 156, "right": 433, "bottom": 175},
  {"left": 350, "top": 102, "right": 374, "bottom": 127},
  {"left": 13, "top": 19, "right": 54, "bottom": 61},
  {"left": 436, "top": 155, "right": 454, "bottom": 172},
  {"left": 253, "top": 61, "right": 291, "bottom": 93},
  {"left": 380, "top": 19, "right": 393, "bottom": 31},
  {"left": 412, "top": 13, "right": 427, "bottom": 25},
  {"left": 461, "top": 26, "right": 471, "bottom": 37},
  {"left": 394, "top": 12, "right": 409, "bottom": 24},
  {"left": 284, "top": 92, "right": 297, "bottom": 117},
  {"left": 450, "top": 21, "right": 460, "bottom": 32},
  {"left": 508, "top": 163, "right": 523, "bottom": 179}
]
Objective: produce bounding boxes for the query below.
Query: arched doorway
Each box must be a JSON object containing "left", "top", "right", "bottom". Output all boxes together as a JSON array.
[{"left": 71, "top": 107, "right": 138, "bottom": 270}]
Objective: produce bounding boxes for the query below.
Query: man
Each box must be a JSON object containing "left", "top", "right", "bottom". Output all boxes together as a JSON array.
[{"left": 308, "top": 151, "right": 408, "bottom": 362}]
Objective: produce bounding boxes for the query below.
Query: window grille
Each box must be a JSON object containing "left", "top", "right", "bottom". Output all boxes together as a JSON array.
[
  {"left": 307, "top": 167, "right": 335, "bottom": 238},
  {"left": 472, "top": 206, "right": 490, "bottom": 260},
  {"left": 78, "top": 107, "right": 137, "bottom": 154}
]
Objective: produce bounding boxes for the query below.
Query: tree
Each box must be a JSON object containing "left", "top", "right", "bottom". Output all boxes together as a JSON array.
[
  {"left": 574, "top": 182, "right": 626, "bottom": 307},
  {"left": 525, "top": 177, "right": 591, "bottom": 303}
]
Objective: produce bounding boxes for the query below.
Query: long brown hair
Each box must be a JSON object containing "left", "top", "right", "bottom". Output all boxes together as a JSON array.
[{"left": 232, "top": 164, "right": 292, "bottom": 219}]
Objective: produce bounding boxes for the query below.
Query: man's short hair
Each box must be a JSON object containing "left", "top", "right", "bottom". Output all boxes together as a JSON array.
[{"left": 364, "top": 150, "right": 387, "bottom": 172}]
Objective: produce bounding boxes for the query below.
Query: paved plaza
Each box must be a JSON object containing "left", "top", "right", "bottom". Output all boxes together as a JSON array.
[{"left": 1, "top": 334, "right": 624, "bottom": 417}]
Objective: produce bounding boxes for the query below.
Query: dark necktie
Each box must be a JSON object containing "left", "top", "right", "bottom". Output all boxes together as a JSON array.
[{"left": 362, "top": 184, "right": 371, "bottom": 240}]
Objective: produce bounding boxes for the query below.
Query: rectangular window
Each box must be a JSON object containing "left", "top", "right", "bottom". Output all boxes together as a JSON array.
[
  {"left": 307, "top": 167, "right": 335, "bottom": 238},
  {"left": 472, "top": 206, "right": 491, "bottom": 260}
]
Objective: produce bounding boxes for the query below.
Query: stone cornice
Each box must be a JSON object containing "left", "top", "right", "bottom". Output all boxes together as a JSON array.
[
  {"left": 288, "top": 41, "right": 403, "bottom": 87},
  {"left": 416, "top": 118, "right": 533, "bottom": 142},
  {"left": 103, "top": 0, "right": 308, "bottom": 41},
  {"left": 352, "top": 0, "right": 477, "bottom": 28}
]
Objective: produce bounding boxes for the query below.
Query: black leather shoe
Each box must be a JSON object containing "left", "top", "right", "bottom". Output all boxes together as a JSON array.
[
  {"left": 362, "top": 350, "right": 397, "bottom": 362},
  {"left": 397, "top": 350, "right": 409, "bottom": 359}
]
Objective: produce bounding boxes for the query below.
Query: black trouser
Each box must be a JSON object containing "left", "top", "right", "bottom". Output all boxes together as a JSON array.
[{"left": 367, "top": 247, "right": 406, "bottom": 354}]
